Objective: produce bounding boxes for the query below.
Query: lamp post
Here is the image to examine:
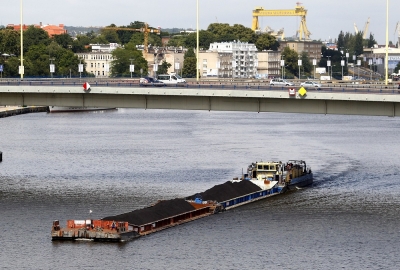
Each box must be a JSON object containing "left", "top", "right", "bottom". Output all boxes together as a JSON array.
[
  {"left": 19, "top": 0, "right": 24, "bottom": 79},
  {"left": 49, "top": 58, "right": 55, "bottom": 79},
  {"left": 369, "top": 58, "right": 373, "bottom": 81},
  {"left": 129, "top": 58, "right": 134, "bottom": 78},
  {"left": 385, "top": 0, "right": 389, "bottom": 85},
  {"left": 341, "top": 56, "right": 345, "bottom": 80},
  {"left": 78, "top": 58, "right": 83, "bottom": 79},
  {"left": 352, "top": 55, "right": 356, "bottom": 79},
  {"left": 357, "top": 56, "right": 361, "bottom": 80},
  {"left": 346, "top": 50, "right": 349, "bottom": 68},
  {"left": 196, "top": 0, "right": 199, "bottom": 82},
  {"left": 175, "top": 58, "right": 180, "bottom": 75},
  {"left": 312, "top": 58, "right": 317, "bottom": 79},
  {"left": 327, "top": 56, "right": 331, "bottom": 79},
  {"left": 280, "top": 55, "right": 285, "bottom": 79},
  {"left": 298, "top": 56, "right": 302, "bottom": 81}
]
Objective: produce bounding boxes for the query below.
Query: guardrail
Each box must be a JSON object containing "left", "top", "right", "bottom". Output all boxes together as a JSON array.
[{"left": 0, "top": 79, "right": 399, "bottom": 93}]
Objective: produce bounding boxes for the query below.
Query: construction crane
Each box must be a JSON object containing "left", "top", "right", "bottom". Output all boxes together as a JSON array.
[
  {"left": 103, "top": 23, "right": 160, "bottom": 53},
  {"left": 354, "top": 18, "right": 370, "bottom": 39},
  {"left": 251, "top": 3, "right": 311, "bottom": 40},
  {"left": 395, "top": 22, "right": 400, "bottom": 47}
]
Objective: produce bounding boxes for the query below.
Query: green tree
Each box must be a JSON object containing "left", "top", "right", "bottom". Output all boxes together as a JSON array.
[
  {"left": 367, "top": 33, "right": 377, "bottom": 48},
  {"left": 255, "top": 34, "right": 279, "bottom": 51},
  {"left": 281, "top": 47, "right": 299, "bottom": 78},
  {"left": 52, "top": 33, "right": 73, "bottom": 49},
  {"left": 23, "top": 26, "right": 51, "bottom": 52},
  {"left": 157, "top": 60, "right": 171, "bottom": 74},
  {"left": 111, "top": 43, "right": 147, "bottom": 77},
  {"left": 354, "top": 32, "right": 364, "bottom": 56},
  {"left": 0, "top": 29, "right": 20, "bottom": 55},
  {"left": 337, "top": 31, "right": 345, "bottom": 50},
  {"left": 182, "top": 56, "right": 196, "bottom": 78},
  {"left": 99, "top": 29, "right": 120, "bottom": 43},
  {"left": 300, "top": 51, "right": 312, "bottom": 78}
]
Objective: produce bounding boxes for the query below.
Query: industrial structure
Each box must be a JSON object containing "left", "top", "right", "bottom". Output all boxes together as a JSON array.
[
  {"left": 103, "top": 23, "right": 160, "bottom": 53},
  {"left": 251, "top": 4, "right": 311, "bottom": 40},
  {"left": 354, "top": 18, "right": 370, "bottom": 39}
]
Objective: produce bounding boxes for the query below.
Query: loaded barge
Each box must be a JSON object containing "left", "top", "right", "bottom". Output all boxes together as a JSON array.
[{"left": 52, "top": 160, "right": 312, "bottom": 242}]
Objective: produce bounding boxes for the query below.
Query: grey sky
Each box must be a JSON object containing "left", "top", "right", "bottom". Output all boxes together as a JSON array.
[{"left": 1, "top": 0, "right": 397, "bottom": 44}]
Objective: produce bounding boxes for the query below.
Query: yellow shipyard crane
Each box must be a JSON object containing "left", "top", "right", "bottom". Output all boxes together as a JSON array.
[
  {"left": 354, "top": 18, "right": 370, "bottom": 39},
  {"left": 103, "top": 23, "right": 160, "bottom": 53},
  {"left": 252, "top": 3, "right": 311, "bottom": 40}
]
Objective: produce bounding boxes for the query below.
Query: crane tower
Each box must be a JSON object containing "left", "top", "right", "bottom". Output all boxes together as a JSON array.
[{"left": 252, "top": 4, "right": 311, "bottom": 40}]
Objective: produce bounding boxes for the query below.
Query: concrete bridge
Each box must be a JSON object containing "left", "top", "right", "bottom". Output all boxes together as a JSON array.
[{"left": 1, "top": 80, "right": 400, "bottom": 117}]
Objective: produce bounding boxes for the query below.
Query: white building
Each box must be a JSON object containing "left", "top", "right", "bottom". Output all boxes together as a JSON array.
[
  {"left": 200, "top": 41, "right": 258, "bottom": 78},
  {"left": 75, "top": 44, "right": 120, "bottom": 77},
  {"left": 76, "top": 52, "right": 113, "bottom": 78}
]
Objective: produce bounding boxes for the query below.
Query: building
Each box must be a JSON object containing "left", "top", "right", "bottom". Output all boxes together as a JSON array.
[
  {"left": 76, "top": 52, "right": 113, "bottom": 78},
  {"left": 199, "top": 41, "right": 258, "bottom": 78},
  {"left": 279, "top": 40, "right": 323, "bottom": 62},
  {"left": 7, "top": 23, "right": 66, "bottom": 37},
  {"left": 256, "top": 50, "right": 281, "bottom": 79}
]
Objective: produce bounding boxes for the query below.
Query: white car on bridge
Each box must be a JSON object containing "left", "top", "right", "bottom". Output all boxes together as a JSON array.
[{"left": 300, "top": 81, "right": 322, "bottom": 89}]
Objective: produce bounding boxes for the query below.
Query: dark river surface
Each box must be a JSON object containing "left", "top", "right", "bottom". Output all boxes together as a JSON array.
[{"left": 1, "top": 109, "right": 399, "bottom": 269}]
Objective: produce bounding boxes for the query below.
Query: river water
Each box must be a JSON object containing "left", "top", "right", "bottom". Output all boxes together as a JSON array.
[{"left": 0, "top": 109, "right": 399, "bottom": 269}]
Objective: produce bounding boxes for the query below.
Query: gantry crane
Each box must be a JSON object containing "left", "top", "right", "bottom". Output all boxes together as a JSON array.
[
  {"left": 103, "top": 23, "right": 160, "bottom": 53},
  {"left": 251, "top": 3, "right": 311, "bottom": 40},
  {"left": 354, "top": 18, "right": 370, "bottom": 39}
]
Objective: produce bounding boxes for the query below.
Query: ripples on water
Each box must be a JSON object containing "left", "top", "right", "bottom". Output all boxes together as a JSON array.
[{"left": 1, "top": 109, "right": 399, "bottom": 269}]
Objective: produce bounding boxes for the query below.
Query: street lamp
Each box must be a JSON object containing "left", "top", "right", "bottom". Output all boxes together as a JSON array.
[
  {"left": 78, "top": 57, "right": 83, "bottom": 79},
  {"left": 196, "top": 0, "right": 199, "bottom": 82},
  {"left": 341, "top": 56, "right": 345, "bottom": 80},
  {"left": 19, "top": 0, "right": 24, "bottom": 79},
  {"left": 312, "top": 58, "right": 317, "bottom": 79},
  {"left": 327, "top": 56, "right": 331, "bottom": 79},
  {"left": 49, "top": 58, "right": 55, "bottom": 79},
  {"left": 298, "top": 56, "right": 302, "bottom": 81},
  {"left": 352, "top": 55, "right": 356, "bottom": 79},
  {"left": 357, "top": 56, "right": 361, "bottom": 80},
  {"left": 175, "top": 58, "right": 180, "bottom": 74},
  {"left": 384, "top": 0, "right": 389, "bottom": 85},
  {"left": 280, "top": 55, "right": 285, "bottom": 79},
  {"left": 129, "top": 58, "right": 134, "bottom": 78}
]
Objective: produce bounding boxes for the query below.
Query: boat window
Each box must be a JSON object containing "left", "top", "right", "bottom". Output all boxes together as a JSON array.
[
  {"left": 257, "top": 165, "right": 262, "bottom": 170},
  {"left": 263, "top": 165, "right": 269, "bottom": 170},
  {"left": 270, "top": 165, "right": 275, "bottom": 170}
]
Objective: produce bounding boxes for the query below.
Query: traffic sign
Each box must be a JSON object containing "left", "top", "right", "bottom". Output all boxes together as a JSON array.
[{"left": 83, "top": 82, "right": 91, "bottom": 91}]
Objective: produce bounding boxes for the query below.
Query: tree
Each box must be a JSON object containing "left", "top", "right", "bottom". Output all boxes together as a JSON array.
[
  {"left": 337, "top": 31, "right": 345, "bottom": 50},
  {"left": 367, "top": 33, "right": 377, "bottom": 48},
  {"left": 255, "top": 34, "right": 279, "bottom": 51},
  {"left": 157, "top": 60, "right": 171, "bottom": 74},
  {"left": 354, "top": 32, "right": 364, "bottom": 56},
  {"left": 23, "top": 26, "right": 51, "bottom": 52},
  {"left": 281, "top": 47, "right": 299, "bottom": 78},
  {"left": 0, "top": 29, "right": 20, "bottom": 56},
  {"left": 182, "top": 57, "right": 196, "bottom": 78},
  {"left": 99, "top": 29, "right": 120, "bottom": 43},
  {"left": 111, "top": 43, "right": 147, "bottom": 77},
  {"left": 52, "top": 33, "right": 73, "bottom": 49},
  {"left": 300, "top": 51, "right": 312, "bottom": 78}
]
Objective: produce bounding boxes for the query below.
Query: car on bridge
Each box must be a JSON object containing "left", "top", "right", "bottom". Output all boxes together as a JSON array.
[
  {"left": 139, "top": 77, "right": 166, "bottom": 87},
  {"left": 300, "top": 81, "right": 322, "bottom": 89},
  {"left": 269, "top": 78, "right": 294, "bottom": 86}
]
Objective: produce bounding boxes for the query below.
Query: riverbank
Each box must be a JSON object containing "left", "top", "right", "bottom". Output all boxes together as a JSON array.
[{"left": 0, "top": 106, "right": 48, "bottom": 118}]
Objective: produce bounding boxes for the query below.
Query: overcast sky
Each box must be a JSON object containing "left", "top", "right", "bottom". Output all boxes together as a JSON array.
[{"left": 1, "top": 0, "right": 397, "bottom": 44}]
